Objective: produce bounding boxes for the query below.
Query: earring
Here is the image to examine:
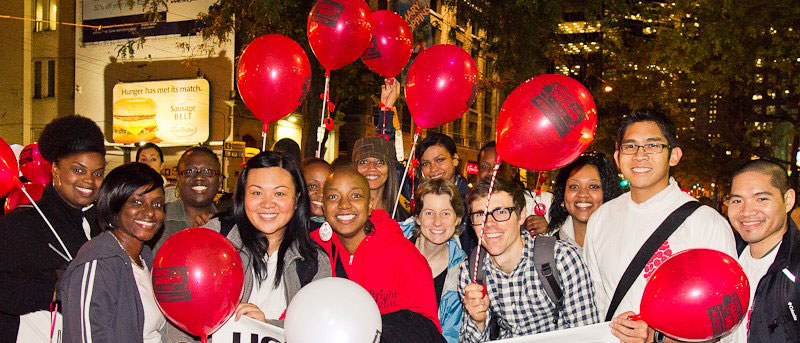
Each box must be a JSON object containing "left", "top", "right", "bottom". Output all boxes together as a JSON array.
[{"left": 319, "top": 222, "right": 333, "bottom": 242}]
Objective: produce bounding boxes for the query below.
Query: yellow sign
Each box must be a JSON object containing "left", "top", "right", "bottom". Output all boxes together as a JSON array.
[{"left": 112, "top": 79, "right": 210, "bottom": 144}]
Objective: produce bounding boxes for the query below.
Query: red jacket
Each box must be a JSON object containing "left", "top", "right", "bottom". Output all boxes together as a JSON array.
[{"left": 311, "top": 210, "right": 442, "bottom": 332}]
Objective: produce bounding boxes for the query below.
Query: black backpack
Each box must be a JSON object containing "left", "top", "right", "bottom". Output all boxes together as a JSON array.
[{"left": 467, "top": 235, "right": 563, "bottom": 339}]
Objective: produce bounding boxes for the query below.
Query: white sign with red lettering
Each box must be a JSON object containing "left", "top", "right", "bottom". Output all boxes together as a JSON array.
[{"left": 211, "top": 315, "right": 285, "bottom": 343}]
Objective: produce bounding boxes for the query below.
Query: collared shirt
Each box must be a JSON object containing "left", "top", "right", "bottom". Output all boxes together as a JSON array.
[{"left": 459, "top": 232, "right": 599, "bottom": 342}]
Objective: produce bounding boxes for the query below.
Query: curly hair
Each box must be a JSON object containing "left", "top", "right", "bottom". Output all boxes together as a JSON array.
[
  {"left": 548, "top": 152, "right": 623, "bottom": 232},
  {"left": 38, "top": 115, "right": 105, "bottom": 163}
]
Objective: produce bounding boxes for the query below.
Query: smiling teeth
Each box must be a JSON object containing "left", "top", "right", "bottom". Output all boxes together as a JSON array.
[
  {"left": 575, "top": 203, "right": 593, "bottom": 208},
  {"left": 76, "top": 186, "right": 92, "bottom": 194},
  {"left": 191, "top": 186, "right": 207, "bottom": 192},
  {"left": 632, "top": 167, "right": 650, "bottom": 172},
  {"left": 337, "top": 214, "right": 355, "bottom": 221},
  {"left": 312, "top": 201, "right": 323, "bottom": 207},
  {"left": 485, "top": 232, "right": 501, "bottom": 238},
  {"left": 259, "top": 213, "right": 278, "bottom": 219},
  {"left": 134, "top": 220, "right": 155, "bottom": 227},
  {"left": 365, "top": 175, "right": 378, "bottom": 180}
]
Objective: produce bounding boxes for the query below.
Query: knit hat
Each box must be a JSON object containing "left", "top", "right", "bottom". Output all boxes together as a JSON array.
[{"left": 352, "top": 137, "right": 396, "bottom": 164}]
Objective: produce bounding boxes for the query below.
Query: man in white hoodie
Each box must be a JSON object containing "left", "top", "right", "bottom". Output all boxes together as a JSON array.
[{"left": 584, "top": 110, "right": 737, "bottom": 343}]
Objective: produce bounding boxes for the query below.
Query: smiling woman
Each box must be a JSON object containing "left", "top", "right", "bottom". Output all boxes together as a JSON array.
[
  {"left": 0, "top": 115, "right": 106, "bottom": 342},
  {"left": 60, "top": 162, "right": 166, "bottom": 343}
]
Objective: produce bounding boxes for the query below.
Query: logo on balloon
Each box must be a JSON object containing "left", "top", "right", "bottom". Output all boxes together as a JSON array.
[
  {"left": 707, "top": 292, "right": 745, "bottom": 337},
  {"left": 310, "top": 0, "right": 345, "bottom": 28},
  {"left": 152, "top": 266, "right": 192, "bottom": 302},
  {"left": 530, "top": 83, "right": 587, "bottom": 138},
  {"left": 466, "top": 83, "right": 478, "bottom": 108},
  {"left": 362, "top": 36, "right": 382, "bottom": 60}
]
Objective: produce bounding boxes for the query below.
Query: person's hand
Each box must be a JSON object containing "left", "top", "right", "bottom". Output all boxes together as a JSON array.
[
  {"left": 192, "top": 213, "right": 214, "bottom": 227},
  {"left": 610, "top": 312, "right": 653, "bottom": 343},
  {"left": 380, "top": 78, "right": 400, "bottom": 108},
  {"left": 464, "top": 282, "right": 489, "bottom": 330},
  {"left": 235, "top": 303, "right": 266, "bottom": 322},
  {"left": 525, "top": 215, "right": 549, "bottom": 236}
]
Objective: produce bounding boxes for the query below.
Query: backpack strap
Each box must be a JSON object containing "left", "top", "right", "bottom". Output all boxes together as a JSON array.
[
  {"left": 533, "top": 235, "right": 564, "bottom": 325},
  {"left": 604, "top": 201, "right": 702, "bottom": 321}
]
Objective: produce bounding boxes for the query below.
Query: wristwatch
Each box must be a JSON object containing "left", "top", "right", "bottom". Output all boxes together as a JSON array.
[{"left": 653, "top": 331, "right": 666, "bottom": 343}]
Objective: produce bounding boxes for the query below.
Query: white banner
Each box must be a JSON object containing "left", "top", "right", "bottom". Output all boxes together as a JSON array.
[
  {"left": 16, "top": 310, "right": 62, "bottom": 343},
  {"left": 490, "top": 322, "right": 617, "bottom": 343},
  {"left": 212, "top": 315, "right": 285, "bottom": 343}
]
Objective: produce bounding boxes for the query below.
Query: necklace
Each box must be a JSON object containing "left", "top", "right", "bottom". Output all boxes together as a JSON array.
[{"left": 110, "top": 232, "right": 146, "bottom": 269}]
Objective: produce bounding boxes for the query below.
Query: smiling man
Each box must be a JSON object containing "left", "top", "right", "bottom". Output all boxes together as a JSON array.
[
  {"left": 728, "top": 160, "right": 800, "bottom": 343},
  {"left": 583, "top": 110, "right": 737, "bottom": 343},
  {"left": 459, "top": 178, "right": 597, "bottom": 342},
  {"left": 152, "top": 146, "right": 220, "bottom": 252}
]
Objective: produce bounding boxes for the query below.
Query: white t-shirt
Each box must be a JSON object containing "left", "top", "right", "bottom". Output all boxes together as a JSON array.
[
  {"left": 131, "top": 263, "right": 165, "bottom": 343},
  {"left": 555, "top": 216, "right": 581, "bottom": 249},
  {"left": 247, "top": 252, "right": 287, "bottom": 320},
  {"left": 584, "top": 178, "right": 737, "bottom": 318},
  {"left": 731, "top": 243, "right": 781, "bottom": 343}
]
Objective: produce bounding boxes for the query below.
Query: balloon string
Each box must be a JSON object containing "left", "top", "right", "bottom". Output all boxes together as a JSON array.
[
  {"left": 472, "top": 156, "right": 501, "bottom": 284},
  {"left": 261, "top": 123, "right": 268, "bottom": 151},
  {"left": 49, "top": 302, "right": 57, "bottom": 342},
  {"left": 392, "top": 127, "right": 422, "bottom": 219},
  {"left": 316, "top": 71, "right": 331, "bottom": 158},
  {"left": 21, "top": 185, "right": 72, "bottom": 261}
]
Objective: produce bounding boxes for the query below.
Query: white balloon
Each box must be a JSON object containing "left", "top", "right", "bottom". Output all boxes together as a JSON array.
[{"left": 284, "top": 277, "right": 381, "bottom": 343}]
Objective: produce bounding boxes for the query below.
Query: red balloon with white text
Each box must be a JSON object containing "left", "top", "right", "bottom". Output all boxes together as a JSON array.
[{"left": 19, "top": 143, "right": 52, "bottom": 185}]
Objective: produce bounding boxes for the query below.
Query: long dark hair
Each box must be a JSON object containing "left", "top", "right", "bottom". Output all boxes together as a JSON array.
[
  {"left": 415, "top": 132, "right": 461, "bottom": 180},
  {"left": 233, "top": 151, "right": 316, "bottom": 288},
  {"left": 96, "top": 163, "right": 164, "bottom": 230},
  {"left": 548, "top": 152, "right": 623, "bottom": 232}
]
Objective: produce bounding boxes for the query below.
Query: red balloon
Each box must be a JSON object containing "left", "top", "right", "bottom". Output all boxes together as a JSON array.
[
  {"left": 19, "top": 143, "right": 52, "bottom": 185},
  {"left": 307, "top": 0, "right": 372, "bottom": 71},
  {"left": 360, "top": 10, "right": 413, "bottom": 78},
  {"left": 237, "top": 34, "right": 312, "bottom": 125},
  {"left": 406, "top": 45, "right": 478, "bottom": 129},
  {"left": 0, "top": 137, "right": 21, "bottom": 197},
  {"left": 152, "top": 228, "right": 244, "bottom": 341},
  {"left": 496, "top": 74, "right": 597, "bottom": 171},
  {"left": 5, "top": 182, "right": 45, "bottom": 213},
  {"left": 640, "top": 249, "right": 750, "bottom": 342}
]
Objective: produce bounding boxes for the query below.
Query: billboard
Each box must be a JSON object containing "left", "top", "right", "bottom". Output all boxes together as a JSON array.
[
  {"left": 82, "top": 0, "right": 208, "bottom": 43},
  {"left": 112, "top": 79, "right": 210, "bottom": 144}
]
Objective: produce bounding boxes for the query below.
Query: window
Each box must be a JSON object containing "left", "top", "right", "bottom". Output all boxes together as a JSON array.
[
  {"left": 483, "top": 90, "right": 493, "bottom": 115},
  {"left": 34, "top": 0, "right": 57, "bottom": 32},
  {"left": 430, "top": 0, "right": 439, "bottom": 12},
  {"left": 34, "top": 61, "right": 42, "bottom": 98},
  {"left": 47, "top": 60, "right": 55, "bottom": 97},
  {"left": 432, "top": 26, "right": 442, "bottom": 44},
  {"left": 378, "top": 0, "right": 389, "bottom": 10}
]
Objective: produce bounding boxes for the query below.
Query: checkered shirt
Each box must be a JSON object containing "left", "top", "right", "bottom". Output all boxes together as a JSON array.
[{"left": 459, "top": 233, "right": 599, "bottom": 342}]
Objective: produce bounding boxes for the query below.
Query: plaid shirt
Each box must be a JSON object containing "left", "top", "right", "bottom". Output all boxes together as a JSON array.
[{"left": 459, "top": 232, "right": 599, "bottom": 342}]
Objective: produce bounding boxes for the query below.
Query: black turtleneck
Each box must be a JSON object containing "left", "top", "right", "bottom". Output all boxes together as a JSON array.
[{"left": 0, "top": 184, "right": 102, "bottom": 341}]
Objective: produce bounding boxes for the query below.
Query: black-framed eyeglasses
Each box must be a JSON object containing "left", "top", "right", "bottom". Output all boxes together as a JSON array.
[
  {"left": 179, "top": 168, "right": 219, "bottom": 178},
  {"left": 618, "top": 143, "right": 670, "bottom": 155},
  {"left": 470, "top": 207, "right": 516, "bottom": 225}
]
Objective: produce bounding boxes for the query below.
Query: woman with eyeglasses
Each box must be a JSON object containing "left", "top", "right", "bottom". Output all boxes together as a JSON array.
[
  {"left": 352, "top": 137, "right": 410, "bottom": 221},
  {"left": 0, "top": 115, "right": 106, "bottom": 342},
  {"left": 547, "top": 152, "right": 623, "bottom": 248},
  {"left": 151, "top": 146, "right": 221, "bottom": 253}
]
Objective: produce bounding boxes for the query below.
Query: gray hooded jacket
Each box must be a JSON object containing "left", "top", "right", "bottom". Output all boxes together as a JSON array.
[{"left": 59, "top": 230, "right": 155, "bottom": 343}]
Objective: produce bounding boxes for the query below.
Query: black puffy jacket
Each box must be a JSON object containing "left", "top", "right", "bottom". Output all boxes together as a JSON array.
[{"left": 737, "top": 219, "right": 800, "bottom": 342}]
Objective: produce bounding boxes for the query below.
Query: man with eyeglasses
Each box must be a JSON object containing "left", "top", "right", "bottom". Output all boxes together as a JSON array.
[
  {"left": 583, "top": 110, "right": 736, "bottom": 343},
  {"left": 151, "top": 146, "right": 221, "bottom": 252},
  {"left": 459, "top": 178, "right": 598, "bottom": 342}
]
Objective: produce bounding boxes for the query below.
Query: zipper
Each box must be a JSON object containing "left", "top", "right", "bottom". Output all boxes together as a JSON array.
[{"left": 349, "top": 255, "right": 354, "bottom": 265}]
